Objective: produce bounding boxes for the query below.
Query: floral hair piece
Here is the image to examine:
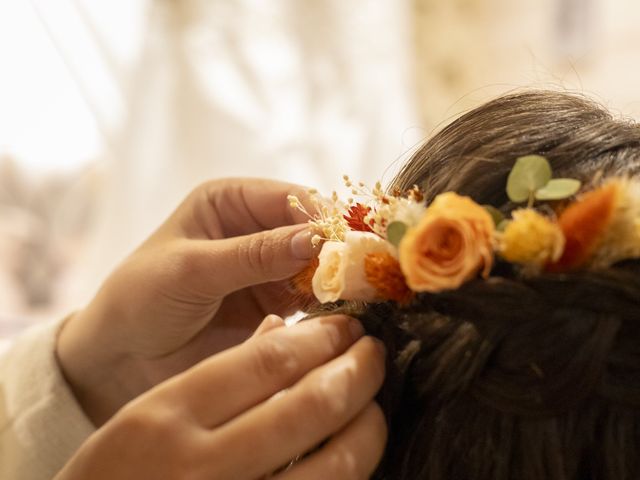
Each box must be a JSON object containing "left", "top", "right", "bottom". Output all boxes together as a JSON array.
[{"left": 288, "top": 155, "right": 640, "bottom": 304}]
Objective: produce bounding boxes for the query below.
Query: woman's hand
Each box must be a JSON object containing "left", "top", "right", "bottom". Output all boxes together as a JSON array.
[
  {"left": 54, "top": 315, "right": 388, "bottom": 480},
  {"left": 57, "top": 178, "right": 318, "bottom": 424}
]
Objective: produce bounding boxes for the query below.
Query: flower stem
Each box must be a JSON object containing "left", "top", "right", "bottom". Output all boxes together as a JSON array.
[{"left": 527, "top": 191, "right": 535, "bottom": 208}]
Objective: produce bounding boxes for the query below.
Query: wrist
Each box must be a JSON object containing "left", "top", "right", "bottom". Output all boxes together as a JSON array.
[{"left": 55, "top": 307, "right": 138, "bottom": 426}]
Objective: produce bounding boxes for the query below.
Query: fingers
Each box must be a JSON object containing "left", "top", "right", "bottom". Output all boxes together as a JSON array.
[
  {"left": 170, "top": 315, "right": 365, "bottom": 427},
  {"left": 200, "top": 335, "right": 386, "bottom": 480},
  {"left": 80, "top": 320, "right": 386, "bottom": 480},
  {"left": 274, "top": 402, "right": 388, "bottom": 480},
  {"left": 193, "top": 178, "right": 313, "bottom": 238},
  {"left": 156, "top": 178, "right": 320, "bottom": 295},
  {"left": 251, "top": 315, "right": 286, "bottom": 338},
  {"left": 190, "top": 224, "right": 316, "bottom": 295}
]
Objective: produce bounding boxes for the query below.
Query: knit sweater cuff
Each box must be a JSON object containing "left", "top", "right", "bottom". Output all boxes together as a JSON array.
[{"left": 0, "top": 317, "right": 96, "bottom": 480}]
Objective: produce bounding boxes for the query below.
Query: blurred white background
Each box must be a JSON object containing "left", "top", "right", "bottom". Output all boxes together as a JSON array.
[{"left": 2, "top": 0, "right": 640, "bottom": 337}]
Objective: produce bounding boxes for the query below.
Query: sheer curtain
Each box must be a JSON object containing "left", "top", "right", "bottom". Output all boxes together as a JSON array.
[
  {"left": 9, "top": 0, "right": 640, "bottom": 331},
  {"left": 32, "top": 0, "right": 419, "bottom": 304}
]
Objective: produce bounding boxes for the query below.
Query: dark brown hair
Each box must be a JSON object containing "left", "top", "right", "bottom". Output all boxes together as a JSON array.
[{"left": 349, "top": 91, "right": 640, "bottom": 479}]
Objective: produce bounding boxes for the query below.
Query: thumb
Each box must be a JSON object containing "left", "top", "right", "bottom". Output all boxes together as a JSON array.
[
  {"left": 249, "top": 314, "right": 286, "bottom": 339},
  {"left": 193, "top": 224, "right": 316, "bottom": 296}
]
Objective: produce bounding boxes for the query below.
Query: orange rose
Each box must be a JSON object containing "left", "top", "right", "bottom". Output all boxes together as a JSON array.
[{"left": 399, "top": 192, "right": 495, "bottom": 292}]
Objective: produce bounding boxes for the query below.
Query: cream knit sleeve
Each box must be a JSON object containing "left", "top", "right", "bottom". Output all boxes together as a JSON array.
[{"left": 0, "top": 319, "right": 95, "bottom": 480}]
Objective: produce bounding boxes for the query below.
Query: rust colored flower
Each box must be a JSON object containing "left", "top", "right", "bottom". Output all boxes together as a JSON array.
[
  {"left": 364, "top": 252, "right": 413, "bottom": 303},
  {"left": 548, "top": 182, "right": 618, "bottom": 271},
  {"left": 291, "top": 257, "right": 320, "bottom": 296},
  {"left": 344, "top": 203, "right": 374, "bottom": 232},
  {"left": 399, "top": 192, "right": 495, "bottom": 292}
]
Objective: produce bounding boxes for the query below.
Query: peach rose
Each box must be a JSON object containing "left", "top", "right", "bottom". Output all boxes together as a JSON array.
[
  {"left": 399, "top": 192, "right": 494, "bottom": 292},
  {"left": 312, "top": 231, "right": 396, "bottom": 303}
]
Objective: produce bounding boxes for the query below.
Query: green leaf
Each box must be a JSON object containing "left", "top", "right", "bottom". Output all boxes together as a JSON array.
[
  {"left": 535, "top": 178, "right": 582, "bottom": 200},
  {"left": 387, "top": 221, "right": 408, "bottom": 247},
  {"left": 506, "top": 155, "right": 552, "bottom": 203},
  {"left": 483, "top": 205, "right": 505, "bottom": 227}
]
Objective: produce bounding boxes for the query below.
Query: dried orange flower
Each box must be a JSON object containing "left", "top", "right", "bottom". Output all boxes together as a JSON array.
[
  {"left": 344, "top": 203, "right": 374, "bottom": 232},
  {"left": 291, "top": 257, "right": 320, "bottom": 295},
  {"left": 312, "top": 232, "right": 396, "bottom": 302},
  {"left": 549, "top": 181, "right": 619, "bottom": 270},
  {"left": 289, "top": 168, "right": 640, "bottom": 306},
  {"left": 364, "top": 252, "right": 413, "bottom": 303},
  {"left": 554, "top": 178, "right": 640, "bottom": 269}
]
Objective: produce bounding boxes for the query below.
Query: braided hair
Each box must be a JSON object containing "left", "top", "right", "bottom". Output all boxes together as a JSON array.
[{"left": 342, "top": 91, "right": 640, "bottom": 479}]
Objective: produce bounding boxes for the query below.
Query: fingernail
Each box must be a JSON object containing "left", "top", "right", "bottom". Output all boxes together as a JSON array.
[
  {"left": 348, "top": 318, "right": 365, "bottom": 340},
  {"left": 291, "top": 228, "right": 314, "bottom": 260},
  {"left": 264, "top": 314, "right": 284, "bottom": 326}
]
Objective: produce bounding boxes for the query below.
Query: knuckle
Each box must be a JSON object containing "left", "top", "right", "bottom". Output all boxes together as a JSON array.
[
  {"left": 315, "top": 315, "right": 357, "bottom": 352},
  {"left": 315, "top": 322, "right": 346, "bottom": 354},
  {"left": 325, "top": 448, "right": 362, "bottom": 479},
  {"left": 251, "top": 336, "right": 300, "bottom": 381},
  {"left": 303, "top": 371, "right": 354, "bottom": 422},
  {"left": 297, "top": 339, "right": 387, "bottom": 425},
  {"left": 240, "top": 234, "right": 276, "bottom": 277},
  {"left": 103, "top": 403, "right": 205, "bottom": 479},
  {"left": 115, "top": 404, "right": 178, "bottom": 439}
]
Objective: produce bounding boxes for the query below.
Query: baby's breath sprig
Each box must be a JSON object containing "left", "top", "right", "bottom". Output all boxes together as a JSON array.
[
  {"left": 341, "top": 175, "right": 392, "bottom": 237},
  {"left": 288, "top": 176, "right": 427, "bottom": 247},
  {"left": 341, "top": 176, "right": 428, "bottom": 240},
  {"left": 287, "top": 188, "right": 348, "bottom": 246},
  {"left": 342, "top": 175, "right": 386, "bottom": 201}
]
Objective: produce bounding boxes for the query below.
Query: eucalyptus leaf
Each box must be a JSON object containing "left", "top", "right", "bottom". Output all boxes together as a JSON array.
[
  {"left": 387, "top": 221, "right": 408, "bottom": 247},
  {"left": 506, "top": 155, "right": 552, "bottom": 203},
  {"left": 535, "top": 178, "right": 582, "bottom": 200},
  {"left": 483, "top": 205, "right": 505, "bottom": 227}
]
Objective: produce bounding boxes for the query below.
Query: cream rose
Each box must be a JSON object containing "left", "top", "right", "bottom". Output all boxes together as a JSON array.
[
  {"left": 312, "top": 231, "right": 396, "bottom": 303},
  {"left": 399, "top": 192, "right": 494, "bottom": 292}
]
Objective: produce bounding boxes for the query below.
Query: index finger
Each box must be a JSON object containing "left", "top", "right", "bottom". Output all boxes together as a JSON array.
[
  {"left": 201, "top": 178, "right": 313, "bottom": 238},
  {"left": 166, "top": 315, "right": 365, "bottom": 427}
]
